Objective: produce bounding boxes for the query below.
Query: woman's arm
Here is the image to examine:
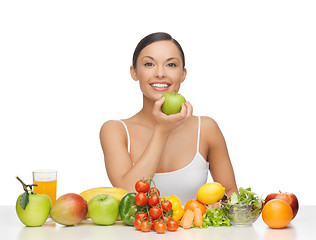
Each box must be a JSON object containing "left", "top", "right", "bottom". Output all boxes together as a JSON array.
[
  {"left": 100, "top": 99, "right": 193, "bottom": 192},
  {"left": 204, "top": 117, "right": 238, "bottom": 197},
  {"left": 100, "top": 120, "right": 168, "bottom": 192}
]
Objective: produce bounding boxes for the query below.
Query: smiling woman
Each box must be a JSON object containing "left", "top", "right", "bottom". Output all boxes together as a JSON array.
[
  {"left": 130, "top": 37, "right": 187, "bottom": 101},
  {"left": 99, "top": 32, "right": 238, "bottom": 204}
]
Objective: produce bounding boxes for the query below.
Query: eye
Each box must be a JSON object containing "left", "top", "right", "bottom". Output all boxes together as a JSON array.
[
  {"left": 167, "top": 63, "right": 177, "bottom": 67},
  {"left": 144, "top": 62, "right": 153, "bottom": 67}
]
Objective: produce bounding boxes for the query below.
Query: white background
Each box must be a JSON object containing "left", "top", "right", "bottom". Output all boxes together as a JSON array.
[{"left": 1, "top": 1, "right": 315, "bottom": 206}]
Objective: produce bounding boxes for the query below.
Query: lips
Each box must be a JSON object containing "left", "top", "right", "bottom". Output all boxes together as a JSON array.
[{"left": 150, "top": 82, "right": 171, "bottom": 91}]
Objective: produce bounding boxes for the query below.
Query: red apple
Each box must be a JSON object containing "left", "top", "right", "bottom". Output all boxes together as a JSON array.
[
  {"left": 50, "top": 193, "right": 87, "bottom": 225},
  {"left": 264, "top": 191, "right": 299, "bottom": 219}
]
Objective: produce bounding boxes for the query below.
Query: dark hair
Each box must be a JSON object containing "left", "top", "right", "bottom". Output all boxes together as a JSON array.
[{"left": 132, "top": 32, "right": 185, "bottom": 69}]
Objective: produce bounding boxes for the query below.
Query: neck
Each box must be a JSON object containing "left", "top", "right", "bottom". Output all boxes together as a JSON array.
[{"left": 136, "top": 95, "right": 158, "bottom": 127}]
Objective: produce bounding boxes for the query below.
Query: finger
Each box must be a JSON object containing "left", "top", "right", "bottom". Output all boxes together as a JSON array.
[
  {"left": 166, "top": 103, "right": 186, "bottom": 121},
  {"left": 153, "top": 97, "right": 165, "bottom": 113},
  {"left": 185, "top": 101, "right": 193, "bottom": 117},
  {"left": 177, "top": 102, "right": 191, "bottom": 120},
  {"left": 179, "top": 102, "right": 187, "bottom": 117}
]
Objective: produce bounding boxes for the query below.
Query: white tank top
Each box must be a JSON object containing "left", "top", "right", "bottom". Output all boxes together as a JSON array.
[{"left": 119, "top": 116, "right": 209, "bottom": 206}]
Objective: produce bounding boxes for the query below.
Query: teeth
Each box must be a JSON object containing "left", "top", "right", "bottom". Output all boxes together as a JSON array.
[{"left": 151, "top": 83, "right": 169, "bottom": 88}]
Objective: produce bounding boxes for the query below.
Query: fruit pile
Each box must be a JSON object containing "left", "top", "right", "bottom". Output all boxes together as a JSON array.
[
  {"left": 15, "top": 176, "right": 299, "bottom": 231},
  {"left": 262, "top": 191, "right": 299, "bottom": 229},
  {"left": 127, "top": 180, "right": 229, "bottom": 230},
  {"left": 15, "top": 177, "right": 128, "bottom": 227}
]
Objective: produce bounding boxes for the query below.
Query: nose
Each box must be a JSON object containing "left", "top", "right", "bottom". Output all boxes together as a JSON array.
[{"left": 155, "top": 65, "right": 166, "bottom": 79}]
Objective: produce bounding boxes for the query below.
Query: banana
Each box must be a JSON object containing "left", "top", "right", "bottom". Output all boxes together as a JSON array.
[{"left": 80, "top": 187, "right": 129, "bottom": 219}]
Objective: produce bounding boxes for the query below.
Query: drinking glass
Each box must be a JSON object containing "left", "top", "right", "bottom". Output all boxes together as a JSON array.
[{"left": 32, "top": 170, "right": 57, "bottom": 206}]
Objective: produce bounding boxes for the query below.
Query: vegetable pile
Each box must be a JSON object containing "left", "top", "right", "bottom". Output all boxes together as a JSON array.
[
  {"left": 120, "top": 182, "right": 264, "bottom": 232},
  {"left": 120, "top": 178, "right": 179, "bottom": 234}
]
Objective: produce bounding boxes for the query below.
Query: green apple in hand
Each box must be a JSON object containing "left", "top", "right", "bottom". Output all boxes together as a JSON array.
[
  {"left": 161, "top": 92, "right": 186, "bottom": 115},
  {"left": 16, "top": 177, "right": 51, "bottom": 227},
  {"left": 88, "top": 194, "right": 119, "bottom": 225}
]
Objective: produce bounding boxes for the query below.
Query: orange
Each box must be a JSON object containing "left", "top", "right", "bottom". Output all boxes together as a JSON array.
[
  {"left": 184, "top": 199, "right": 207, "bottom": 215},
  {"left": 262, "top": 199, "right": 293, "bottom": 229}
]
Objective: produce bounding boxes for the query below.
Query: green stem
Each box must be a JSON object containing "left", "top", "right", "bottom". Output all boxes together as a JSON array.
[{"left": 149, "top": 177, "right": 166, "bottom": 221}]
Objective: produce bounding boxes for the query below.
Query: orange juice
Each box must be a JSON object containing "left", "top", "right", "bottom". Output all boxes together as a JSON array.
[{"left": 33, "top": 180, "right": 57, "bottom": 206}]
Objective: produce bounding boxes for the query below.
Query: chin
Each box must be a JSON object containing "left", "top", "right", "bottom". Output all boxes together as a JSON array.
[
  {"left": 143, "top": 91, "right": 163, "bottom": 102},
  {"left": 143, "top": 93, "right": 160, "bottom": 103}
]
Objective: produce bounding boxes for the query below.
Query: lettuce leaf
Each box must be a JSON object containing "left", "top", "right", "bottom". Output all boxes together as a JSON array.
[
  {"left": 230, "top": 187, "right": 262, "bottom": 206},
  {"left": 193, "top": 207, "right": 231, "bottom": 228}
]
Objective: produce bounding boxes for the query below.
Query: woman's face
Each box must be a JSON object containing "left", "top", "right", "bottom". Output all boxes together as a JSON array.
[{"left": 130, "top": 40, "right": 187, "bottom": 102}]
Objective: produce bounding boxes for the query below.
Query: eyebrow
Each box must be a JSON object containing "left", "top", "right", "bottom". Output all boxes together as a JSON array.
[{"left": 141, "top": 56, "right": 180, "bottom": 62}]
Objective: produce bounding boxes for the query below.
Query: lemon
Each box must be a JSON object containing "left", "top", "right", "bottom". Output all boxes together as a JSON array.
[{"left": 196, "top": 182, "right": 225, "bottom": 205}]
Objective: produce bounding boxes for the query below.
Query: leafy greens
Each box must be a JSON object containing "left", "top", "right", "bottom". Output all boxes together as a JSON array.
[
  {"left": 229, "top": 187, "right": 262, "bottom": 207},
  {"left": 193, "top": 207, "right": 231, "bottom": 228},
  {"left": 222, "top": 187, "right": 263, "bottom": 224}
]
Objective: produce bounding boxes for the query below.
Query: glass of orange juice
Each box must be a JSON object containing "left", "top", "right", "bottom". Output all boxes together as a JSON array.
[{"left": 33, "top": 170, "right": 57, "bottom": 206}]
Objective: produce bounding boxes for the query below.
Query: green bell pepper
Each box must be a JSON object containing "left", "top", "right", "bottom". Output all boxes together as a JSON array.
[{"left": 119, "top": 192, "right": 139, "bottom": 226}]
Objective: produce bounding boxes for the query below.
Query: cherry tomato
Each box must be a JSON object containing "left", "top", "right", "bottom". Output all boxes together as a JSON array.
[
  {"left": 155, "top": 222, "right": 167, "bottom": 234},
  {"left": 149, "top": 207, "right": 163, "bottom": 219},
  {"left": 140, "top": 220, "right": 151, "bottom": 232},
  {"left": 166, "top": 219, "right": 179, "bottom": 231},
  {"left": 135, "top": 179, "right": 150, "bottom": 193},
  {"left": 134, "top": 192, "right": 147, "bottom": 206},
  {"left": 135, "top": 212, "right": 148, "bottom": 220},
  {"left": 148, "top": 194, "right": 160, "bottom": 207},
  {"left": 161, "top": 200, "right": 172, "bottom": 212},
  {"left": 134, "top": 218, "right": 142, "bottom": 230},
  {"left": 149, "top": 187, "right": 160, "bottom": 196},
  {"left": 152, "top": 219, "right": 159, "bottom": 230},
  {"left": 161, "top": 215, "right": 171, "bottom": 222}
]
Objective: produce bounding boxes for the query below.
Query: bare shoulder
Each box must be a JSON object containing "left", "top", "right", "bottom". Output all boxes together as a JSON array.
[
  {"left": 100, "top": 120, "right": 127, "bottom": 142},
  {"left": 99, "top": 119, "right": 132, "bottom": 162},
  {"left": 200, "top": 116, "right": 224, "bottom": 142},
  {"left": 100, "top": 120, "right": 123, "bottom": 131},
  {"left": 200, "top": 116, "right": 220, "bottom": 131}
]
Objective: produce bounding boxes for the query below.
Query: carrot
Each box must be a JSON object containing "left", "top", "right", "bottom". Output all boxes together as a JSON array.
[
  {"left": 193, "top": 208, "right": 203, "bottom": 227},
  {"left": 180, "top": 210, "right": 194, "bottom": 229}
]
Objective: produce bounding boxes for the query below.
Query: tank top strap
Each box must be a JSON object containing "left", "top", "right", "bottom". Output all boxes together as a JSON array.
[
  {"left": 118, "top": 118, "right": 201, "bottom": 159},
  {"left": 197, "top": 116, "right": 201, "bottom": 152},
  {"left": 118, "top": 120, "right": 130, "bottom": 153}
]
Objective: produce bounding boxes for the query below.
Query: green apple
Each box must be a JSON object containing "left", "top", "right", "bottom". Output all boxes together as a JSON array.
[
  {"left": 88, "top": 194, "right": 119, "bottom": 225},
  {"left": 16, "top": 191, "right": 51, "bottom": 227},
  {"left": 161, "top": 92, "right": 186, "bottom": 115}
]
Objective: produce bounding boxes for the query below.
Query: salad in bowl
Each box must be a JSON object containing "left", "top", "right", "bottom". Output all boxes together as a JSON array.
[{"left": 222, "top": 187, "right": 263, "bottom": 225}]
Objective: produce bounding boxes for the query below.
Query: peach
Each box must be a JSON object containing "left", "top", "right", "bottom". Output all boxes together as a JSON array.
[{"left": 50, "top": 193, "right": 87, "bottom": 225}]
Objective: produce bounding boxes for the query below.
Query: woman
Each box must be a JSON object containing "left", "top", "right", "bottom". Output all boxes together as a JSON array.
[{"left": 100, "top": 32, "right": 238, "bottom": 204}]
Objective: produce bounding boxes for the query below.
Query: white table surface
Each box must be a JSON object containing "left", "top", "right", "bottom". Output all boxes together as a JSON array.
[{"left": 1, "top": 205, "right": 315, "bottom": 240}]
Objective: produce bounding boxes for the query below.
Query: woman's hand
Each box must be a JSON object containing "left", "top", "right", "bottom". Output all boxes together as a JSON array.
[
  {"left": 152, "top": 97, "right": 193, "bottom": 134},
  {"left": 207, "top": 202, "right": 221, "bottom": 209}
]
